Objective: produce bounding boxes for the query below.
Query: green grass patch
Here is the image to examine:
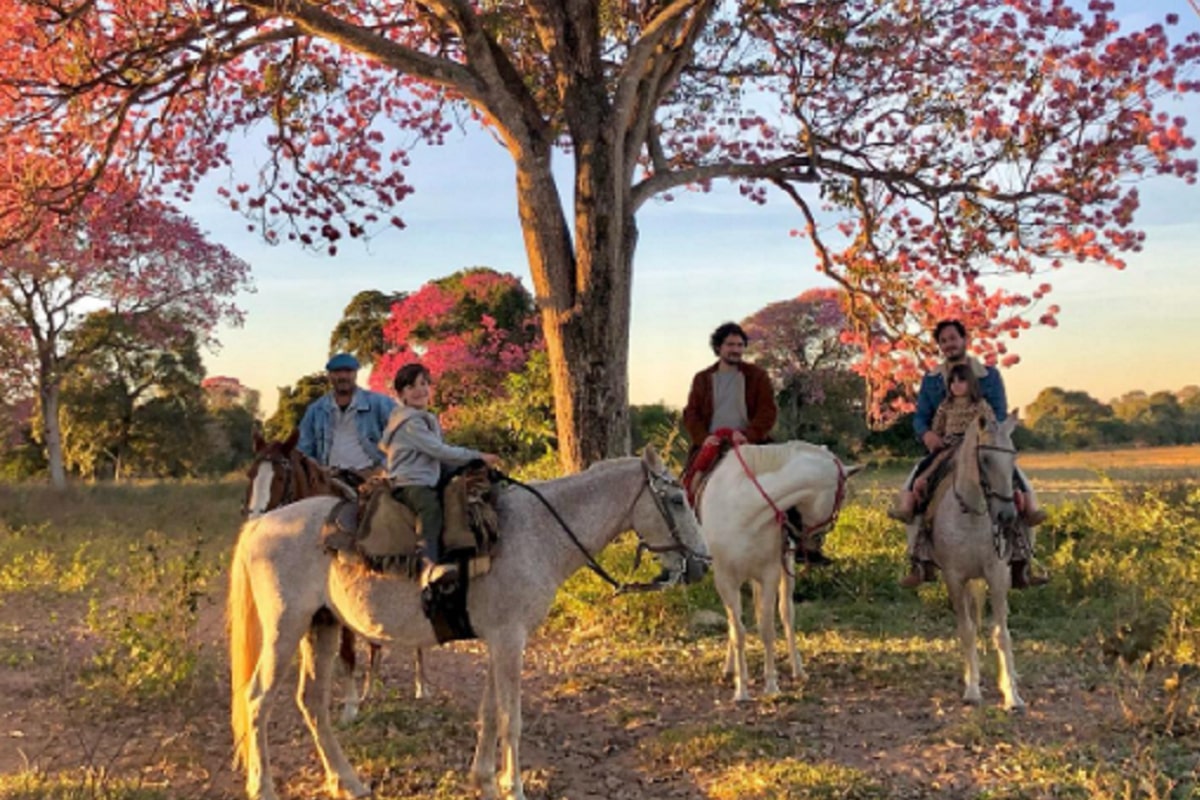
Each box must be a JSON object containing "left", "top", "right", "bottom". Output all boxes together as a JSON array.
[{"left": 0, "top": 770, "right": 170, "bottom": 800}]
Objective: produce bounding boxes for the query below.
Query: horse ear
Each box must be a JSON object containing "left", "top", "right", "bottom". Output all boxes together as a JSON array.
[
  {"left": 843, "top": 463, "right": 865, "bottom": 478},
  {"left": 252, "top": 429, "right": 266, "bottom": 453},
  {"left": 284, "top": 428, "right": 300, "bottom": 452},
  {"left": 642, "top": 444, "right": 664, "bottom": 472}
]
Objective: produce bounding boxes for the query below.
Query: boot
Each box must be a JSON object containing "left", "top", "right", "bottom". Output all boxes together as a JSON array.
[
  {"left": 887, "top": 492, "right": 916, "bottom": 523},
  {"left": 899, "top": 560, "right": 925, "bottom": 589},
  {"left": 1010, "top": 560, "right": 1049, "bottom": 590},
  {"left": 421, "top": 559, "right": 459, "bottom": 589},
  {"left": 1024, "top": 507, "right": 1049, "bottom": 526}
]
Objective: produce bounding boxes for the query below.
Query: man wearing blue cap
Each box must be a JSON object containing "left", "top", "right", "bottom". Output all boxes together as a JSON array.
[{"left": 297, "top": 352, "right": 397, "bottom": 485}]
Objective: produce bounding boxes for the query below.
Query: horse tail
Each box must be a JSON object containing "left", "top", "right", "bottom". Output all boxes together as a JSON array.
[{"left": 227, "top": 534, "right": 261, "bottom": 772}]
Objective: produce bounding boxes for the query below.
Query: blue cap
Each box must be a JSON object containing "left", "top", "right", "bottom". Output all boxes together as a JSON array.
[{"left": 325, "top": 353, "right": 360, "bottom": 371}]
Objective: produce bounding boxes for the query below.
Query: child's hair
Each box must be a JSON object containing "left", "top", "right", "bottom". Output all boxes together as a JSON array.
[
  {"left": 946, "top": 363, "right": 982, "bottom": 403},
  {"left": 393, "top": 362, "right": 432, "bottom": 394}
]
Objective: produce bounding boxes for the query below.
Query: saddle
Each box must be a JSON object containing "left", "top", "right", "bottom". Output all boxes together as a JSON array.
[{"left": 320, "top": 462, "right": 501, "bottom": 580}]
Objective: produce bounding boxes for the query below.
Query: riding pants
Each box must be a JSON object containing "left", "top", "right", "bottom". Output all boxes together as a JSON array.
[{"left": 392, "top": 484, "right": 443, "bottom": 564}]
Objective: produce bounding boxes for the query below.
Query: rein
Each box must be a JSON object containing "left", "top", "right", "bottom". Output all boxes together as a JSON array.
[
  {"left": 730, "top": 443, "right": 849, "bottom": 558},
  {"left": 501, "top": 464, "right": 701, "bottom": 595}
]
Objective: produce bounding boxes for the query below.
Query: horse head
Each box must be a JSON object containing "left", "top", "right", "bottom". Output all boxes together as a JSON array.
[
  {"left": 244, "top": 429, "right": 301, "bottom": 518},
  {"left": 956, "top": 414, "right": 1018, "bottom": 526},
  {"left": 634, "top": 446, "right": 708, "bottom": 585},
  {"left": 743, "top": 441, "right": 860, "bottom": 555}
]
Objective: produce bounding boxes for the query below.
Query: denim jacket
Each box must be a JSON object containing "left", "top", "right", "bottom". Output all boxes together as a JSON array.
[
  {"left": 913, "top": 357, "right": 1007, "bottom": 441},
  {"left": 297, "top": 389, "right": 397, "bottom": 468}
]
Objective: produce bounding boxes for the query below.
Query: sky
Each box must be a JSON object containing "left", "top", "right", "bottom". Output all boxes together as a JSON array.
[{"left": 198, "top": 1, "right": 1200, "bottom": 419}]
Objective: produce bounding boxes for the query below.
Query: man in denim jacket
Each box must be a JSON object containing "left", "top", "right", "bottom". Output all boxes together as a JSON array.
[
  {"left": 297, "top": 353, "right": 396, "bottom": 485},
  {"left": 896, "top": 319, "right": 1047, "bottom": 588}
]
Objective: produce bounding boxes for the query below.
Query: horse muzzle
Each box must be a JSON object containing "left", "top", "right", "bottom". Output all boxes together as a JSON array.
[{"left": 681, "top": 553, "right": 709, "bottom": 585}]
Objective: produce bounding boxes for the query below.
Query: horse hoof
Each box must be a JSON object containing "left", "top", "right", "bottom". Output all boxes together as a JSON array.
[
  {"left": 1006, "top": 701, "right": 1027, "bottom": 715},
  {"left": 962, "top": 693, "right": 982, "bottom": 707},
  {"left": 732, "top": 692, "right": 753, "bottom": 704}
]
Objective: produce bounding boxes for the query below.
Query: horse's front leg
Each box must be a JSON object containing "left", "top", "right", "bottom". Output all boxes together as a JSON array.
[
  {"left": 413, "top": 647, "right": 429, "bottom": 700},
  {"left": 491, "top": 633, "right": 528, "bottom": 800},
  {"left": 777, "top": 567, "right": 805, "bottom": 682},
  {"left": 714, "top": 568, "right": 752, "bottom": 703},
  {"left": 988, "top": 575, "right": 1025, "bottom": 712},
  {"left": 946, "top": 576, "right": 982, "bottom": 705},
  {"left": 470, "top": 655, "right": 500, "bottom": 799},
  {"left": 298, "top": 618, "right": 370, "bottom": 798},
  {"left": 757, "top": 576, "right": 781, "bottom": 697}
]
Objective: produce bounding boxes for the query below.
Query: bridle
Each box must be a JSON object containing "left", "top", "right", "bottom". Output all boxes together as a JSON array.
[
  {"left": 242, "top": 451, "right": 295, "bottom": 517},
  {"left": 977, "top": 442, "right": 1017, "bottom": 506},
  {"left": 730, "top": 442, "right": 848, "bottom": 565},
  {"left": 505, "top": 462, "right": 706, "bottom": 594}
]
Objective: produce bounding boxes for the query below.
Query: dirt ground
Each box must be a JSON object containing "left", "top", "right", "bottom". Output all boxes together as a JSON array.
[{"left": 0, "top": 584, "right": 1143, "bottom": 800}]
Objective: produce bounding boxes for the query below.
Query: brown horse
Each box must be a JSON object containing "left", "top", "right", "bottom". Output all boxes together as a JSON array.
[{"left": 245, "top": 430, "right": 428, "bottom": 718}]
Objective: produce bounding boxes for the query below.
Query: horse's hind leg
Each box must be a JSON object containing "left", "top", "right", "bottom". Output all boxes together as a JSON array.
[
  {"left": 242, "top": 610, "right": 312, "bottom": 800},
  {"left": 988, "top": 577, "right": 1025, "bottom": 712},
  {"left": 297, "top": 612, "right": 370, "bottom": 798},
  {"left": 470, "top": 654, "right": 500, "bottom": 799},
  {"left": 490, "top": 633, "right": 528, "bottom": 800}
]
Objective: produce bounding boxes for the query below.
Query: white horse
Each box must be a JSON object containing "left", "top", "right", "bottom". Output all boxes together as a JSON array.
[
  {"left": 927, "top": 414, "right": 1025, "bottom": 711},
  {"left": 700, "top": 441, "right": 861, "bottom": 703},
  {"left": 243, "top": 430, "right": 427, "bottom": 718},
  {"left": 227, "top": 447, "right": 706, "bottom": 800}
]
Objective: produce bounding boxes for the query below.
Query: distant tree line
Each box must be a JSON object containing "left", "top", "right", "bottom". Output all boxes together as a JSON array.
[{"left": 5, "top": 272, "right": 1193, "bottom": 483}]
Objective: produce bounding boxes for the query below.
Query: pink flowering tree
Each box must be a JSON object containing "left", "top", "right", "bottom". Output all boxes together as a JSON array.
[
  {"left": 743, "top": 288, "right": 870, "bottom": 451},
  {"left": 372, "top": 267, "right": 542, "bottom": 415},
  {"left": 1, "top": 2, "right": 1197, "bottom": 469},
  {"left": 0, "top": 192, "right": 252, "bottom": 488}
]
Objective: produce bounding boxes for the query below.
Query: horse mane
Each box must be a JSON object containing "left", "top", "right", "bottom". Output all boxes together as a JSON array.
[
  {"left": 953, "top": 416, "right": 986, "bottom": 514},
  {"left": 288, "top": 447, "right": 334, "bottom": 499},
  {"left": 733, "top": 441, "right": 830, "bottom": 476}
]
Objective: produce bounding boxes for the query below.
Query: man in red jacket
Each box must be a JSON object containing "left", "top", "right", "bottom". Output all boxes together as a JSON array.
[{"left": 681, "top": 321, "right": 833, "bottom": 567}]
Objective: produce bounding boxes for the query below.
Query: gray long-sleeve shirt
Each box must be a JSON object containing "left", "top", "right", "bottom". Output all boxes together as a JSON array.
[{"left": 382, "top": 405, "right": 483, "bottom": 488}]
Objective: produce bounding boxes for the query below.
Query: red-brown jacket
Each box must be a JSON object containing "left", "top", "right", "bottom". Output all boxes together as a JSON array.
[{"left": 682, "top": 361, "right": 777, "bottom": 449}]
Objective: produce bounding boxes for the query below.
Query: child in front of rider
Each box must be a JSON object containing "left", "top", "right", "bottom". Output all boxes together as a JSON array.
[
  {"left": 383, "top": 363, "right": 500, "bottom": 589},
  {"left": 891, "top": 362, "right": 996, "bottom": 523},
  {"left": 890, "top": 362, "right": 1044, "bottom": 587}
]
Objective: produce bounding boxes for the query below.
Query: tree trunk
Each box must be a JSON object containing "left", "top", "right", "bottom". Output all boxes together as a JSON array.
[
  {"left": 513, "top": 140, "right": 635, "bottom": 472},
  {"left": 40, "top": 383, "right": 67, "bottom": 490}
]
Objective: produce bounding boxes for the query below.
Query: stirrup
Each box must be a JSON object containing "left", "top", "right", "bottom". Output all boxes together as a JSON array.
[
  {"left": 1024, "top": 508, "right": 1049, "bottom": 526},
  {"left": 421, "top": 561, "right": 459, "bottom": 589}
]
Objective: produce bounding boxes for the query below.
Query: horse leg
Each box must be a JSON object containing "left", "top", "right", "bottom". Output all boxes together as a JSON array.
[
  {"left": 948, "top": 577, "right": 982, "bottom": 705},
  {"left": 297, "top": 614, "right": 370, "bottom": 798},
  {"left": 777, "top": 568, "right": 805, "bottom": 682},
  {"left": 988, "top": 575, "right": 1025, "bottom": 712},
  {"left": 757, "top": 576, "right": 781, "bottom": 697},
  {"left": 412, "top": 647, "right": 429, "bottom": 700},
  {"left": 336, "top": 627, "right": 361, "bottom": 724},
  {"left": 491, "top": 633, "right": 528, "bottom": 800},
  {"left": 230, "top": 550, "right": 311, "bottom": 800},
  {"left": 714, "top": 567, "right": 752, "bottom": 703},
  {"left": 470, "top": 655, "right": 500, "bottom": 799}
]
